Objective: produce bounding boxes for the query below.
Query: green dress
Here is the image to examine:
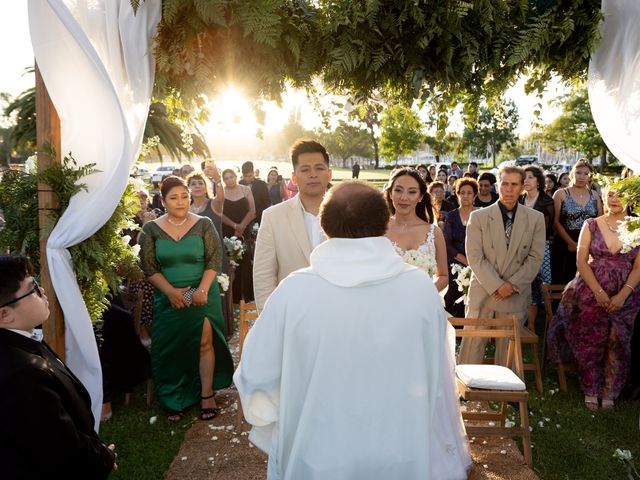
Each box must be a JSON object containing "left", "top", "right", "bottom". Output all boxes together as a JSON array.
[{"left": 139, "top": 217, "right": 234, "bottom": 412}]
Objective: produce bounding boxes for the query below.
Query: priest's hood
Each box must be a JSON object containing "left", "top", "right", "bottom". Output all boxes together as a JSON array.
[{"left": 309, "top": 236, "right": 410, "bottom": 287}]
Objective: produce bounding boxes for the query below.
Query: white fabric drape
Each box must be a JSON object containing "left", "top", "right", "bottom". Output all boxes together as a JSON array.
[
  {"left": 28, "top": 0, "right": 161, "bottom": 429},
  {"left": 588, "top": 0, "right": 640, "bottom": 171}
]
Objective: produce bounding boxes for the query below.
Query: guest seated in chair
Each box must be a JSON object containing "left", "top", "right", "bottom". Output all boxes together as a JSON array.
[{"left": 547, "top": 187, "right": 640, "bottom": 410}]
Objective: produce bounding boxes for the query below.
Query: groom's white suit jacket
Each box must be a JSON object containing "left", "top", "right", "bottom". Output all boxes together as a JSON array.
[{"left": 253, "top": 195, "right": 314, "bottom": 311}]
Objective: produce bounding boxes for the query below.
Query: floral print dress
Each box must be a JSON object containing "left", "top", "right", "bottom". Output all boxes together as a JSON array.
[{"left": 547, "top": 218, "right": 640, "bottom": 400}]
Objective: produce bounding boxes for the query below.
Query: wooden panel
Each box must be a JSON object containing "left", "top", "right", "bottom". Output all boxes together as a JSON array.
[{"left": 35, "top": 63, "right": 65, "bottom": 360}]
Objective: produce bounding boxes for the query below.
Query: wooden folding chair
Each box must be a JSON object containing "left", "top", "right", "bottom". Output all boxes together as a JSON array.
[
  {"left": 541, "top": 283, "right": 572, "bottom": 391},
  {"left": 236, "top": 300, "right": 258, "bottom": 429},
  {"left": 521, "top": 318, "right": 543, "bottom": 394},
  {"left": 450, "top": 316, "right": 532, "bottom": 467},
  {"left": 238, "top": 300, "right": 258, "bottom": 357}
]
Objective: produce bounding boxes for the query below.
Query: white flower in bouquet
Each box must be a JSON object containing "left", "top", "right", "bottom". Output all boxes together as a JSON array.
[
  {"left": 451, "top": 263, "right": 472, "bottom": 304},
  {"left": 224, "top": 236, "right": 246, "bottom": 265},
  {"left": 121, "top": 235, "right": 132, "bottom": 247},
  {"left": 217, "top": 273, "right": 230, "bottom": 293},
  {"left": 131, "top": 244, "right": 141, "bottom": 256},
  {"left": 402, "top": 250, "right": 437, "bottom": 276},
  {"left": 252, "top": 223, "right": 260, "bottom": 236}
]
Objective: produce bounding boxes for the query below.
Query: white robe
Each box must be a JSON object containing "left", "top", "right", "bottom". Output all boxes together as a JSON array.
[{"left": 234, "top": 236, "right": 471, "bottom": 480}]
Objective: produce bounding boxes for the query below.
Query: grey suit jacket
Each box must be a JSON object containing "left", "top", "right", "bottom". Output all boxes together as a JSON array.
[
  {"left": 465, "top": 202, "right": 546, "bottom": 313},
  {"left": 253, "top": 195, "right": 313, "bottom": 311}
]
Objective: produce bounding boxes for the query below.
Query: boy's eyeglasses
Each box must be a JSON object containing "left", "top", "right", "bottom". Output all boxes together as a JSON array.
[{"left": 0, "top": 279, "right": 43, "bottom": 308}]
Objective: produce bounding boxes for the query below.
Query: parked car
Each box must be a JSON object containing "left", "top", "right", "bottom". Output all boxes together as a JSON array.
[
  {"left": 515, "top": 155, "right": 538, "bottom": 166},
  {"left": 152, "top": 165, "right": 178, "bottom": 185}
]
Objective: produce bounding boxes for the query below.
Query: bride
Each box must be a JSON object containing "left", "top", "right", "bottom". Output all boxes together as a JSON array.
[
  {"left": 384, "top": 168, "right": 449, "bottom": 291},
  {"left": 384, "top": 167, "right": 471, "bottom": 479}
]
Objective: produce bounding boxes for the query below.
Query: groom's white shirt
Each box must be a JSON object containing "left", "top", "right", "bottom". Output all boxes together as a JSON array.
[{"left": 235, "top": 236, "right": 470, "bottom": 480}]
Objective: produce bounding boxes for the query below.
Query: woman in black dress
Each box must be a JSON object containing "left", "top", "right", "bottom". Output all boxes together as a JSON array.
[
  {"left": 220, "top": 169, "right": 256, "bottom": 302},
  {"left": 443, "top": 177, "right": 478, "bottom": 316},
  {"left": 519, "top": 165, "right": 555, "bottom": 324},
  {"left": 188, "top": 171, "right": 234, "bottom": 335}
]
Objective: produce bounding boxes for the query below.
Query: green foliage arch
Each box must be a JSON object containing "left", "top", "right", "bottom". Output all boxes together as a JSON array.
[{"left": 142, "top": 0, "right": 602, "bottom": 120}]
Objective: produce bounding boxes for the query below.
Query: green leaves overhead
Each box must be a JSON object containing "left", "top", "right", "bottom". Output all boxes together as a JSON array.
[
  {"left": 144, "top": 0, "right": 602, "bottom": 123},
  {"left": 152, "top": 0, "right": 324, "bottom": 106}
]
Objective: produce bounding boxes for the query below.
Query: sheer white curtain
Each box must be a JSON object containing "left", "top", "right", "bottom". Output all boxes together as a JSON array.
[
  {"left": 28, "top": 0, "right": 161, "bottom": 429},
  {"left": 588, "top": 0, "right": 640, "bottom": 171}
]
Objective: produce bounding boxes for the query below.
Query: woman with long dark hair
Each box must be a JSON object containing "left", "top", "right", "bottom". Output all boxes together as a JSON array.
[{"left": 384, "top": 168, "right": 448, "bottom": 292}]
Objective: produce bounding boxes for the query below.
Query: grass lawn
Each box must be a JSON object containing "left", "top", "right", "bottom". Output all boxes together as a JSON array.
[
  {"left": 525, "top": 368, "right": 639, "bottom": 479},
  {"left": 99, "top": 390, "right": 194, "bottom": 479}
]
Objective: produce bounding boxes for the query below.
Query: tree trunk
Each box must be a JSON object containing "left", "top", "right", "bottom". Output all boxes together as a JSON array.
[
  {"left": 492, "top": 138, "right": 497, "bottom": 168},
  {"left": 369, "top": 127, "right": 380, "bottom": 169}
]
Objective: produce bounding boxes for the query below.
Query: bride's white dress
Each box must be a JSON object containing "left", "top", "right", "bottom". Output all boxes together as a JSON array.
[{"left": 391, "top": 224, "right": 472, "bottom": 479}]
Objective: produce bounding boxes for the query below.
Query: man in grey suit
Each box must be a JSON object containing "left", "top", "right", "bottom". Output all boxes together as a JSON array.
[
  {"left": 253, "top": 139, "right": 332, "bottom": 311},
  {"left": 458, "top": 165, "right": 546, "bottom": 366}
]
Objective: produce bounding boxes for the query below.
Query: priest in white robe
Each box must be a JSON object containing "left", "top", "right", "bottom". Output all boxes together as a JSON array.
[{"left": 234, "top": 181, "right": 470, "bottom": 480}]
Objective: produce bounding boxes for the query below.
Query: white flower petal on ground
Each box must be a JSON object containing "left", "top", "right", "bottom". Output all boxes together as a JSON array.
[{"left": 149, "top": 416, "right": 157, "bottom": 425}]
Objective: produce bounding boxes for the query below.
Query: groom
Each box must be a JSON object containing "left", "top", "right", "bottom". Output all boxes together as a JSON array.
[{"left": 236, "top": 182, "right": 469, "bottom": 479}]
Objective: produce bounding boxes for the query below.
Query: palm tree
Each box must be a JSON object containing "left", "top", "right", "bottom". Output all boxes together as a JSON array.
[{"left": 3, "top": 87, "right": 210, "bottom": 162}]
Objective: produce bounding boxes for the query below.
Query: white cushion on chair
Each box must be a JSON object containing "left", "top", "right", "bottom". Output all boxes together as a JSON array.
[{"left": 456, "top": 364, "right": 526, "bottom": 391}]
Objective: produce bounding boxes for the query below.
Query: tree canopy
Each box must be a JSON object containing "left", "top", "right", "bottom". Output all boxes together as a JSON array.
[
  {"left": 462, "top": 99, "right": 519, "bottom": 167},
  {"left": 379, "top": 104, "right": 423, "bottom": 163},
  {"left": 139, "top": 0, "right": 602, "bottom": 124},
  {"left": 537, "top": 86, "right": 607, "bottom": 163}
]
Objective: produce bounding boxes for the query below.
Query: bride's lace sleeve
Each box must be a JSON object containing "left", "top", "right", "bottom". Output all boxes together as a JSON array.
[
  {"left": 138, "top": 223, "right": 161, "bottom": 278},
  {"left": 202, "top": 218, "right": 222, "bottom": 273}
]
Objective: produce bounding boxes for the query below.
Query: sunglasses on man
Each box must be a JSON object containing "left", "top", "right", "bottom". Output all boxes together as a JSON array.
[{"left": 0, "top": 279, "right": 43, "bottom": 308}]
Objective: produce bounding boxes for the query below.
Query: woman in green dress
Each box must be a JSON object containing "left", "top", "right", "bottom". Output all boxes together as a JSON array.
[{"left": 138, "top": 176, "right": 233, "bottom": 421}]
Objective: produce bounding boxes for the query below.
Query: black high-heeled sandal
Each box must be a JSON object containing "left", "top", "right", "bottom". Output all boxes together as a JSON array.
[{"left": 200, "top": 393, "right": 220, "bottom": 421}]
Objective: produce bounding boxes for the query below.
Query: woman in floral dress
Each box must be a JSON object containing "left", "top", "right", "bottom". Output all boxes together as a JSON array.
[
  {"left": 547, "top": 188, "right": 640, "bottom": 410},
  {"left": 384, "top": 168, "right": 448, "bottom": 292}
]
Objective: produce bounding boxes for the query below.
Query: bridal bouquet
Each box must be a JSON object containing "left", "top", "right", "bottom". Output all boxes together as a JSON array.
[
  {"left": 217, "top": 273, "right": 230, "bottom": 294},
  {"left": 402, "top": 250, "right": 437, "bottom": 277},
  {"left": 451, "top": 263, "right": 472, "bottom": 304},
  {"left": 223, "top": 236, "right": 245, "bottom": 267}
]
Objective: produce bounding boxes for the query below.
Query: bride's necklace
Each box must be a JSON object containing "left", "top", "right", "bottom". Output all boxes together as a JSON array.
[{"left": 167, "top": 215, "right": 188, "bottom": 227}]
